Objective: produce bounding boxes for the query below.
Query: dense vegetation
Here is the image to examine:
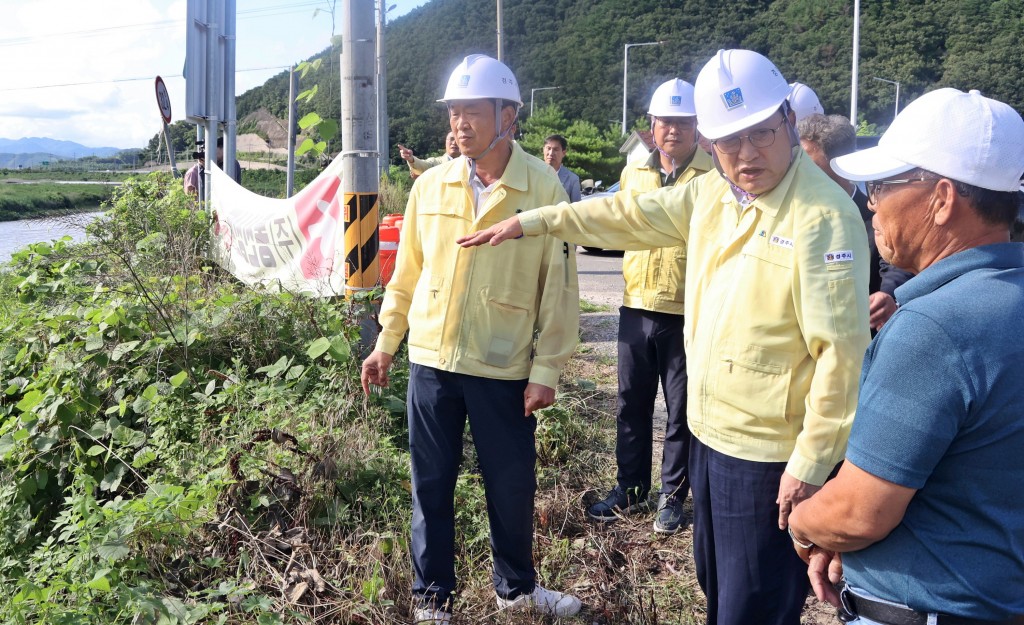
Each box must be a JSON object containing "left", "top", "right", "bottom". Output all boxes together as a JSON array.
[
  {"left": 228, "top": 0, "right": 1023, "bottom": 179},
  {"left": 0, "top": 174, "right": 649, "bottom": 624}
]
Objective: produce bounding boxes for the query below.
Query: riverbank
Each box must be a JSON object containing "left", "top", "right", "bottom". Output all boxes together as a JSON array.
[{"left": 0, "top": 180, "right": 112, "bottom": 220}]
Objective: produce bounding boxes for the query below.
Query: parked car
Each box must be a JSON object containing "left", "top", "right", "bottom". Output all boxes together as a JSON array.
[{"left": 579, "top": 182, "right": 622, "bottom": 254}]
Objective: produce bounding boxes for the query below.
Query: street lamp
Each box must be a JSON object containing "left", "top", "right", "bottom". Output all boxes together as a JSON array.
[
  {"left": 622, "top": 41, "right": 663, "bottom": 135},
  {"left": 873, "top": 76, "right": 901, "bottom": 122},
  {"left": 530, "top": 86, "right": 560, "bottom": 116},
  {"left": 377, "top": 1, "right": 397, "bottom": 176}
]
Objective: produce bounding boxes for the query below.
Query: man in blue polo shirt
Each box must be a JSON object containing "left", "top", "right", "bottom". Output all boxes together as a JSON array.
[{"left": 788, "top": 88, "right": 1024, "bottom": 624}]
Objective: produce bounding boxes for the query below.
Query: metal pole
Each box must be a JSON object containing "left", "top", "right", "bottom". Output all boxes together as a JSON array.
[
  {"left": 530, "top": 86, "right": 559, "bottom": 117},
  {"left": 496, "top": 0, "right": 503, "bottom": 61},
  {"left": 894, "top": 81, "right": 900, "bottom": 118},
  {"left": 223, "top": 0, "right": 237, "bottom": 181},
  {"left": 203, "top": 0, "right": 221, "bottom": 205},
  {"left": 622, "top": 41, "right": 661, "bottom": 135},
  {"left": 850, "top": 0, "right": 860, "bottom": 127},
  {"left": 286, "top": 65, "right": 298, "bottom": 197},
  {"left": 162, "top": 121, "right": 179, "bottom": 175},
  {"left": 376, "top": 1, "right": 393, "bottom": 179},
  {"left": 341, "top": 0, "right": 380, "bottom": 293}
]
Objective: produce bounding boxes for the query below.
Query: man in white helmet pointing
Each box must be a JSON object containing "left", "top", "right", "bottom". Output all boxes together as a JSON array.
[
  {"left": 586, "top": 78, "right": 713, "bottom": 535},
  {"left": 360, "top": 54, "right": 581, "bottom": 623},
  {"left": 458, "top": 49, "right": 870, "bottom": 625}
]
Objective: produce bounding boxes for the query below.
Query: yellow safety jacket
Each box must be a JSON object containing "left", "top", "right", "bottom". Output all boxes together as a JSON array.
[
  {"left": 519, "top": 149, "right": 870, "bottom": 485},
  {"left": 377, "top": 143, "right": 579, "bottom": 389},
  {"left": 620, "top": 149, "right": 713, "bottom": 314}
]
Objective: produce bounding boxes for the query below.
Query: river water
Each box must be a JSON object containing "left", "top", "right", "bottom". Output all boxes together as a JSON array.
[{"left": 0, "top": 212, "right": 101, "bottom": 263}]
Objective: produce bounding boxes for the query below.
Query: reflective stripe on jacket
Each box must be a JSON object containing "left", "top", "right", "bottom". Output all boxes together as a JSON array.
[
  {"left": 377, "top": 143, "right": 579, "bottom": 389},
  {"left": 519, "top": 149, "right": 870, "bottom": 484},
  {"left": 620, "top": 149, "right": 713, "bottom": 314}
]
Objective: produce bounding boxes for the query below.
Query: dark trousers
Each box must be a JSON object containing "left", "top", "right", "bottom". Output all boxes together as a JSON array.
[
  {"left": 615, "top": 306, "right": 689, "bottom": 496},
  {"left": 407, "top": 364, "right": 537, "bottom": 607},
  {"left": 689, "top": 437, "right": 809, "bottom": 625}
]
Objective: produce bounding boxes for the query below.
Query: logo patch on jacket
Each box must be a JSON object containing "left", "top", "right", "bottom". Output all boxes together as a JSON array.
[
  {"left": 824, "top": 250, "right": 854, "bottom": 264},
  {"left": 769, "top": 235, "right": 794, "bottom": 249}
]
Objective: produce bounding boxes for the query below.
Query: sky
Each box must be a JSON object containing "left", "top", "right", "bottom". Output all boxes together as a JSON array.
[{"left": 0, "top": 0, "right": 430, "bottom": 150}]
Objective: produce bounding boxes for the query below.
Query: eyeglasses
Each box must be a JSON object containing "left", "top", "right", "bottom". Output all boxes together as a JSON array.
[
  {"left": 653, "top": 117, "right": 696, "bottom": 131},
  {"left": 866, "top": 176, "right": 939, "bottom": 204},
  {"left": 712, "top": 119, "right": 787, "bottom": 154}
]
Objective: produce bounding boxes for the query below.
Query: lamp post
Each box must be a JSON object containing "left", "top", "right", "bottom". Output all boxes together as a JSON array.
[
  {"left": 622, "top": 41, "right": 663, "bottom": 135},
  {"left": 496, "top": 0, "right": 503, "bottom": 61},
  {"left": 530, "top": 86, "right": 560, "bottom": 116},
  {"left": 377, "top": 1, "right": 397, "bottom": 177},
  {"left": 873, "top": 76, "right": 901, "bottom": 122},
  {"left": 850, "top": 0, "right": 860, "bottom": 127}
]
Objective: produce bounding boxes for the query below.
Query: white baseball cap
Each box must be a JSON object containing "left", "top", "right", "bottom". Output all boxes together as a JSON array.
[{"left": 831, "top": 88, "right": 1024, "bottom": 192}]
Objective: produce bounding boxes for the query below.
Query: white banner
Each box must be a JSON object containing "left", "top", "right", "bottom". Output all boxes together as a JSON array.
[{"left": 209, "top": 154, "right": 348, "bottom": 297}]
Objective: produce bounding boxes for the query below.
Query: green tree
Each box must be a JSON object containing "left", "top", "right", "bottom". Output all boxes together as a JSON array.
[{"left": 520, "top": 104, "right": 625, "bottom": 183}]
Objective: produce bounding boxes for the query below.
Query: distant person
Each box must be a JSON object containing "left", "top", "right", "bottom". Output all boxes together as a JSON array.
[
  {"left": 541, "top": 134, "right": 582, "bottom": 202},
  {"left": 361, "top": 54, "right": 580, "bottom": 624},
  {"left": 182, "top": 137, "right": 242, "bottom": 198},
  {"left": 398, "top": 132, "right": 460, "bottom": 179},
  {"left": 788, "top": 87, "right": 1024, "bottom": 625},
  {"left": 183, "top": 145, "right": 204, "bottom": 196},
  {"left": 788, "top": 82, "right": 824, "bottom": 122},
  {"left": 586, "top": 78, "right": 712, "bottom": 535},
  {"left": 798, "top": 113, "right": 912, "bottom": 331},
  {"left": 458, "top": 49, "right": 870, "bottom": 625}
]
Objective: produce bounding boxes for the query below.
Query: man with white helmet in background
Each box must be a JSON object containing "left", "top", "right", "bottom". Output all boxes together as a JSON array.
[
  {"left": 586, "top": 78, "right": 712, "bottom": 535},
  {"left": 360, "top": 54, "right": 581, "bottom": 623},
  {"left": 789, "top": 81, "right": 825, "bottom": 122},
  {"left": 458, "top": 49, "right": 870, "bottom": 625}
]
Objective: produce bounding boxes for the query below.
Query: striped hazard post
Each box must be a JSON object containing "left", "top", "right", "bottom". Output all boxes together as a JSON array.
[{"left": 343, "top": 192, "right": 380, "bottom": 294}]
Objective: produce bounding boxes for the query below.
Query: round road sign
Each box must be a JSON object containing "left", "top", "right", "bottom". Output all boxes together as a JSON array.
[{"left": 155, "top": 76, "right": 172, "bottom": 124}]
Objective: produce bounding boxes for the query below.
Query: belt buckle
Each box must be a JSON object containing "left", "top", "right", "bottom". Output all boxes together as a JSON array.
[{"left": 837, "top": 584, "right": 858, "bottom": 623}]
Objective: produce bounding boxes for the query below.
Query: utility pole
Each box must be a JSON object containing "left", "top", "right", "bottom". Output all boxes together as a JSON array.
[
  {"left": 850, "top": 0, "right": 860, "bottom": 127},
  {"left": 377, "top": 1, "right": 396, "bottom": 178},
  {"left": 286, "top": 65, "right": 298, "bottom": 197},
  {"left": 496, "top": 0, "right": 503, "bottom": 61},
  {"left": 341, "top": 0, "right": 380, "bottom": 294},
  {"left": 223, "top": 0, "right": 237, "bottom": 180}
]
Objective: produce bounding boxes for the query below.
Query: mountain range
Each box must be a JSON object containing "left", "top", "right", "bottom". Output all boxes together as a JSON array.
[{"left": 0, "top": 137, "right": 123, "bottom": 159}]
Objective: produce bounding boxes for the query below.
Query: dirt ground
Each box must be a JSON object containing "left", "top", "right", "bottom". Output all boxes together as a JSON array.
[{"left": 572, "top": 279, "right": 841, "bottom": 625}]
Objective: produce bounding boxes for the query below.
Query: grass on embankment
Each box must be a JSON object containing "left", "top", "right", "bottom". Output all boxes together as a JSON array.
[{"left": 0, "top": 181, "right": 115, "bottom": 220}]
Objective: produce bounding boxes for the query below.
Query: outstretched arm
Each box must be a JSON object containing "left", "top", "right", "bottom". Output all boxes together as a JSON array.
[{"left": 457, "top": 215, "right": 524, "bottom": 247}]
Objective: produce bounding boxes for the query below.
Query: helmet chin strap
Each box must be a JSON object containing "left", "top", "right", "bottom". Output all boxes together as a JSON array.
[{"left": 463, "top": 100, "right": 517, "bottom": 180}]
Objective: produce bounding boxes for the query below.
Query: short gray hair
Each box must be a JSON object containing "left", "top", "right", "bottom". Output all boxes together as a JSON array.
[{"left": 797, "top": 114, "right": 856, "bottom": 160}]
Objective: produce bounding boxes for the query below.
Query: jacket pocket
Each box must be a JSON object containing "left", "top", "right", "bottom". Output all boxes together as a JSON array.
[
  {"left": 469, "top": 286, "right": 533, "bottom": 369},
  {"left": 715, "top": 343, "right": 793, "bottom": 426},
  {"left": 407, "top": 273, "right": 446, "bottom": 352}
]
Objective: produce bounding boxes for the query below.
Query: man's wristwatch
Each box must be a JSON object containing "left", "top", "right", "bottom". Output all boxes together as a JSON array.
[{"left": 788, "top": 525, "right": 815, "bottom": 550}]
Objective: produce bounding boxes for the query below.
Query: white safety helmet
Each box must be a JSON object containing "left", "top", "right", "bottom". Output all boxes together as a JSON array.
[
  {"left": 438, "top": 54, "right": 522, "bottom": 107},
  {"left": 788, "top": 82, "right": 824, "bottom": 121},
  {"left": 647, "top": 78, "right": 697, "bottom": 117},
  {"left": 693, "top": 49, "right": 792, "bottom": 140}
]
